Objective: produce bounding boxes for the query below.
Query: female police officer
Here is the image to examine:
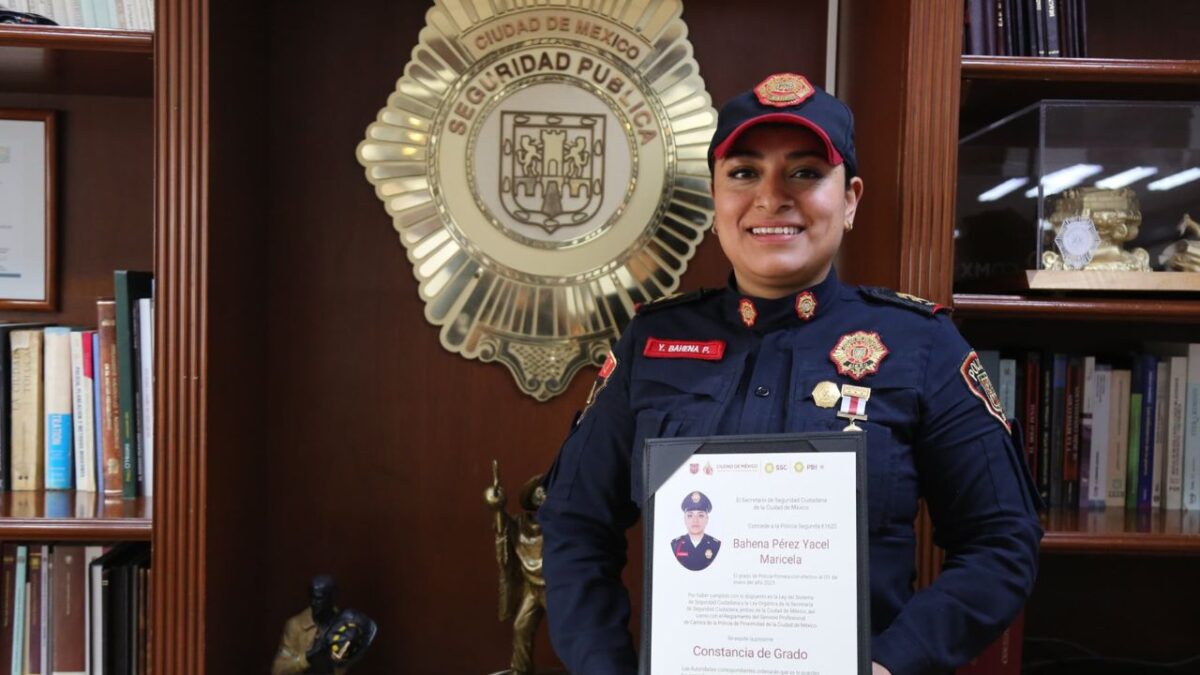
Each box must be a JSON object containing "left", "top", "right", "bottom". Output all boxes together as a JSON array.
[{"left": 538, "top": 73, "right": 1042, "bottom": 675}]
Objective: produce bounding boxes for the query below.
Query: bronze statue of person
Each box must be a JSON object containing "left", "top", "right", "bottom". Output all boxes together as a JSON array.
[
  {"left": 485, "top": 460, "right": 547, "bottom": 675},
  {"left": 272, "top": 575, "right": 377, "bottom": 674}
]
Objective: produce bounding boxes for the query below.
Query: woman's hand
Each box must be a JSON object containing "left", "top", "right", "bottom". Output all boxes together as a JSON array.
[{"left": 872, "top": 662, "right": 892, "bottom": 675}]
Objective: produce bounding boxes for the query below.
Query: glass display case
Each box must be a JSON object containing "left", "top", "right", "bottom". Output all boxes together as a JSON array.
[{"left": 955, "top": 100, "right": 1200, "bottom": 292}]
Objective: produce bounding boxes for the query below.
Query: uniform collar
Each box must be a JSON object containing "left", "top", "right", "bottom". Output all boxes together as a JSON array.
[{"left": 722, "top": 268, "right": 840, "bottom": 331}]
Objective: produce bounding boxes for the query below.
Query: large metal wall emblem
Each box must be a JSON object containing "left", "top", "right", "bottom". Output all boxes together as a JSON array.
[{"left": 356, "top": 0, "right": 715, "bottom": 400}]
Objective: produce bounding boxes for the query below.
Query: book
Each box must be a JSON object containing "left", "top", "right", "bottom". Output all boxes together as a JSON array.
[
  {"left": 998, "top": 358, "right": 1017, "bottom": 424},
  {"left": 137, "top": 297, "right": 154, "bottom": 498},
  {"left": 1, "top": 544, "right": 15, "bottom": 671},
  {"left": 91, "top": 333, "right": 104, "bottom": 500},
  {"left": 1023, "top": 352, "right": 1042, "bottom": 502},
  {"left": 114, "top": 271, "right": 154, "bottom": 498},
  {"left": 43, "top": 326, "right": 74, "bottom": 491},
  {"left": 1165, "top": 355, "right": 1187, "bottom": 510},
  {"left": 1043, "top": 0, "right": 1060, "bottom": 56},
  {"left": 955, "top": 610, "right": 1024, "bottom": 673},
  {"left": 1152, "top": 360, "right": 1169, "bottom": 510},
  {"left": 26, "top": 547, "right": 42, "bottom": 675},
  {"left": 1185, "top": 344, "right": 1200, "bottom": 511},
  {"left": 1106, "top": 369, "right": 1131, "bottom": 508},
  {"left": 0, "top": 324, "right": 48, "bottom": 491},
  {"left": 1088, "top": 365, "right": 1111, "bottom": 508},
  {"left": 1063, "top": 356, "right": 1082, "bottom": 507},
  {"left": 1137, "top": 355, "right": 1159, "bottom": 510},
  {"left": 49, "top": 546, "right": 87, "bottom": 675},
  {"left": 1049, "top": 354, "right": 1067, "bottom": 508},
  {"left": 70, "top": 330, "right": 98, "bottom": 493},
  {"left": 1078, "top": 356, "right": 1096, "bottom": 510},
  {"left": 97, "top": 300, "right": 122, "bottom": 497},
  {"left": 12, "top": 545, "right": 28, "bottom": 675},
  {"left": 11, "top": 329, "right": 46, "bottom": 491},
  {"left": 82, "top": 547, "right": 103, "bottom": 675}
]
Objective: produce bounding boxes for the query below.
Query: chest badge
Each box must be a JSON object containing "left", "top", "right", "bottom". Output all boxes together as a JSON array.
[
  {"left": 812, "top": 381, "right": 840, "bottom": 408},
  {"left": 795, "top": 291, "right": 817, "bottom": 320},
  {"left": 738, "top": 298, "right": 758, "bottom": 327},
  {"left": 829, "top": 331, "right": 889, "bottom": 381},
  {"left": 836, "top": 384, "right": 871, "bottom": 431}
]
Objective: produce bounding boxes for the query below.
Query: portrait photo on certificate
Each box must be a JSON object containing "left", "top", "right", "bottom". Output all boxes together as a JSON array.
[{"left": 641, "top": 433, "right": 870, "bottom": 675}]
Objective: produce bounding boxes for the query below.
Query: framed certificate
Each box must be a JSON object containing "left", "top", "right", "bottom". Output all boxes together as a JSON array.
[
  {"left": 641, "top": 433, "right": 870, "bottom": 675},
  {"left": 0, "top": 109, "right": 57, "bottom": 311}
]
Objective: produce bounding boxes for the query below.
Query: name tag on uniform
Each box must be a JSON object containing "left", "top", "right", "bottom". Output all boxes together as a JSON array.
[{"left": 643, "top": 338, "right": 726, "bottom": 361}]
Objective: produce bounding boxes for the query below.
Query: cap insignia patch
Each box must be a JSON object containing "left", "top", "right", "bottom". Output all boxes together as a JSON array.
[{"left": 754, "top": 73, "right": 815, "bottom": 108}]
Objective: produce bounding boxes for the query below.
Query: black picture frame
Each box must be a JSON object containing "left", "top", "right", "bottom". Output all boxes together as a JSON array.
[{"left": 640, "top": 432, "right": 871, "bottom": 675}]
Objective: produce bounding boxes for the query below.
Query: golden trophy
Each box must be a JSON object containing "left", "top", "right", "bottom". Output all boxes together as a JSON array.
[
  {"left": 1043, "top": 187, "right": 1151, "bottom": 271},
  {"left": 486, "top": 461, "right": 555, "bottom": 675},
  {"left": 1159, "top": 213, "right": 1200, "bottom": 272}
]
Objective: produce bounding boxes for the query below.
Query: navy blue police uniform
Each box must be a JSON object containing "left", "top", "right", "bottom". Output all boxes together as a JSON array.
[
  {"left": 669, "top": 533, "right": 721, "bottom": 572},
  {"left": 539, "top": 72, "right": 1042, "bottom": 675},
  {"left": 539, "top": 272, "right": 1043, "bottom": 675}
]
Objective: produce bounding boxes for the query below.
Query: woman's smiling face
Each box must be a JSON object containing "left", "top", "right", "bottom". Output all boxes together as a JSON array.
[{"left": 712, "top": 124, "right": 863, "bottom": 298}]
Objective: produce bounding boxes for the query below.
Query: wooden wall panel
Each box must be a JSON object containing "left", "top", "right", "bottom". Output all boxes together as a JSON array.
[{"left": 253, "top": 1, "right": 829, "bottom": 672}]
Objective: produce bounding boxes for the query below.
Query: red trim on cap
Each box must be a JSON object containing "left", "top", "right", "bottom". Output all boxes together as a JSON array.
[{"left": 712, "top": 113, "right": 844, "bottom": 168}]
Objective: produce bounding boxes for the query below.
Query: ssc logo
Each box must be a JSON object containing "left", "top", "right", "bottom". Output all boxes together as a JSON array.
[{"left": 358, "top": 0, "right": 716, "bottom": 400}]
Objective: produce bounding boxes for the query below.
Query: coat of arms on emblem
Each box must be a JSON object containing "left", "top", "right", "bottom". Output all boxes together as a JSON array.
[{"left": 501, "top": 112, "right": 605, "bottom": 234}]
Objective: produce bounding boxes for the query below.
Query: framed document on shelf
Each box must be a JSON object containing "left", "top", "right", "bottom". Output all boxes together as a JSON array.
[
  {"left": 0, "top": 109, "right": 55, "bottom": 311},
  {"left": 641, "top": 433, "right": 869, "bottom": 675}
]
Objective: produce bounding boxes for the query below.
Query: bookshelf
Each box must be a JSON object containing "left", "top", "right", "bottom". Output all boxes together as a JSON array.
[
  {"left": 948, "top": 0, "right": 1200, "bottom": 667},
  {"left": 0, "top": 25, "right": 152, "bottom": 96},
  {"left": 0, "top": 491, "right": 151, "bottom": 541}
]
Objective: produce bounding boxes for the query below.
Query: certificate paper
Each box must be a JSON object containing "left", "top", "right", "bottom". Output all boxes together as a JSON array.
[
  {"left": 0, "top": 117, "right": 49, "bottom": 303},
  {"left": 642, "top": 434, "right": 869, "bottom": 675}
]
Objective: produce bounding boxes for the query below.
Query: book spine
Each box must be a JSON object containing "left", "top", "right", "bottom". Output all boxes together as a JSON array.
[
  {"left": 1049, "top": 354, "right": 1066, "bottom": 508},
  {"left": 1126, "top": 359, "right": 1145, "bottom": 509},
  {"left": 1044, "top": 0, "right": 1060, "bottom": 56},
  {"left": 11, "top": 546, "right": 27, "bottom": 675},
  {"left": 1184, "top": 344, "right": 1200, "bottom": 510},
  {"left": 1152, "top": 361, "right": 1169, "bottom": 510},
  {"left": 1063, "top": 356, "right": 1081, "bottom": 507},
  {"left": 50, "top": 545, "right": 86, "bottom": 675},
  {"left": 137, "top": 298, "right": 154, "bottom": 498},
  {"left": 1166, "top": 356, "right": 1187, "bottom": 510},
  {"left": 43, "top": 327, "right": 73, "bottom": 491},
  {"left": 1088, "top": 366, "right": 1111, "bottom": 508},
  {"left": 26, "top": 548, "right": 41, "bottom": 675},
  {"left": 1031, "top": 0, "right": 1046, "bottom": 56},
  {"left": 999, "top": 358, "right": 1017, "bottom": 423},
  {"left": 97, "top": 301, "right": 122, "bottom": 497},
  {"left": 80, "top": 0, "right": 95, "bottom": 27},
  {"left": 1078, "top": 356, "right": 1095, "bottom": 510},
  {"left": 92, "top": 333, "right": 104, "bottom": 500},
  {"left": 10, "top": 330, "right": 44, "bottom": 491},
  {"left": 1107, "top": 370, "right": 1130, "bottom": 508},
  {"left": 72, "top": 331, "right": 97, "bottom": 493},
  {"left": 0, "top": 330, "right": 13, "bottom": 492},
  {"left": 114, "top": 272, "right": 152, "bottom": 499},
  {"left": 966, "top": 0, "right": 987, "bottom": 55},
  {"left": 1039, "top": 352, "right": 1054, "bottom": 505},
  {"left": 1023, "top": 352, "right": 1041, "bottom": 499},
  {"left": 1138, "top": 357, "right": 1159, "bottom": 510},
  {"left": 83, "top": 546, "right": 103, "bottom": 675},
  {"left": 1, "top": 544, "right": 15, "bottom": 671}
]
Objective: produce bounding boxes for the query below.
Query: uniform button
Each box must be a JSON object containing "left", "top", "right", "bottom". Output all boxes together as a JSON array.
[{"left": 754, "top": 386, "right": 770, "bottom": 397}]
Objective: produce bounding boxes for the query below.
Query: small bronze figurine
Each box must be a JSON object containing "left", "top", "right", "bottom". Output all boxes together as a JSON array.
[
  {"left": 271, "top": 575, "right": 378, "bottom": 675},
  {"left": 1160, "top": 213, "right": 1200, "bottom": 272},
  {"left": 485, "top": 460, "right": 547, "bottom": 675},
  {"left": 1044, "top": 187, "right": 1151, "bottom": 271}
]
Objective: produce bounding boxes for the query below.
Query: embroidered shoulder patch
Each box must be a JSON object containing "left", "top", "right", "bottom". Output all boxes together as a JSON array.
[
  {"left": 858, "top": 286, "right": 950, "bottom": 316},
  {"left": 960, "top": 350, "right": 1011, "bottom": 433},
  {"left": 636, "top": 288, "right": 719, "bottom": 315}
]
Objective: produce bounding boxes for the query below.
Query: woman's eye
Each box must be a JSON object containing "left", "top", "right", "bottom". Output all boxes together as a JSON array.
[
  {"left": 727, "top": 166, "right": 757, "bottom": 179},
  {"left": 791, "top": 167, "right": 824, "bottom": 180}
]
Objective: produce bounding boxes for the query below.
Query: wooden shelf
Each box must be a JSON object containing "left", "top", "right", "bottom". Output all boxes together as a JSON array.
[
  {"left": 0, "top": 490, "right": 151, "bottom": 541},
  {"left": 962, "top": 55, "right": 1200, "bottom": 84},
  {"left": 953, "top": 293, "right": 1200, "bottom": 323},
  {"left": 1041, "top": 507, "right": 1200, "bottom": 555},
  {"left": 0, "top": 25, "right": 153, "bottom": 96}
]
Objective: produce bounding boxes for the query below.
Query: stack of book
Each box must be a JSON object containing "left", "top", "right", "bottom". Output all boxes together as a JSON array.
[
  {"left": 1, "top": 271, "right": 154, "bottom": 500},
  {"left": 977, "top": 346, "right": 1200, "bottom": 513},
  {"left": 0, "top": 542, "right": 149, "bottom": 674},
  {"left": 0, "top": 0, "right": 153, "bottom": 30},
  {"left": 964, "top": 0, "right": 1089, "bottom": 57}
]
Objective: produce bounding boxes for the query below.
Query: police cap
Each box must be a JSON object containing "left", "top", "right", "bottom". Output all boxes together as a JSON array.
[
  {"left": 682, "top": 491, "right": 712, "bottom": 512},
  {"left": 707, "top": 72, "right": 857, "bottom": 178}
]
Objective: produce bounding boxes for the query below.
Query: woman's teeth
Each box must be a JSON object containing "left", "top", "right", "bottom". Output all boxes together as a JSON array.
[{"left": 750, "top": 226, "right": 800, "bottom": 235}]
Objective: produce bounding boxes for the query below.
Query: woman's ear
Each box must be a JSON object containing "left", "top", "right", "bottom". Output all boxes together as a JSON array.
[{"left": 844, "top": 175, "right": 864, "bottom": 230}]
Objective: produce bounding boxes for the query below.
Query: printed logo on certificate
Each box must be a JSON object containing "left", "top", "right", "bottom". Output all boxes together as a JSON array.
[{"left": 641, "top": 433, "right": 870, "bottom": 674}]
